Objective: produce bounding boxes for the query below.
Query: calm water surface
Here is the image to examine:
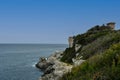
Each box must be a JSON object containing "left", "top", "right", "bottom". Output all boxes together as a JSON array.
[{"left": 0, "top": 44, "right": 67, "bottom": 80}]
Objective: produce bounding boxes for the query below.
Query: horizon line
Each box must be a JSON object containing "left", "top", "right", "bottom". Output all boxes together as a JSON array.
[{"left": 0, "top": 43, "right": 68, "bottom": 45}]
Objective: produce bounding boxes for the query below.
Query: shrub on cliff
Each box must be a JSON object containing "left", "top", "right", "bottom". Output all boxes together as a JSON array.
[
  {"left": 74, "top": 25, "right": 112, "bottom": 45},
  {"left": 61, "top": 25, "right": 114, "bottom": 63},
  {"left": 79, "top": 30, "right": 120, "bottom": 59},
  {"left": 61, "top": 47, "right": 75, "bottom": 63},
  {"left": 60, "top": 43, "right": 120, "bottom": 80}
]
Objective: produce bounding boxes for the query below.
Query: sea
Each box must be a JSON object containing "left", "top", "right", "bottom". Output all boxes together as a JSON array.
[{"left": 0, "top": 44, "right": 67, "bottom": 80}]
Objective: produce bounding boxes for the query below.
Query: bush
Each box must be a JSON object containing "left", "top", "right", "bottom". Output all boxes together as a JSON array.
[
  {"left": 78, "top": 31, "right": 120, "bottom": 59},
  {"left": 74, "top": 25, "right": 112, "bottom": 45},
  {"left": 61, "top": 25, "right": 114, "bottom": 63},
  {"left": 61, "top": 47, "right": 75, "bottom": 63},
  {"left": 60, "top": 43, "right": 120, "bottom": 80}
]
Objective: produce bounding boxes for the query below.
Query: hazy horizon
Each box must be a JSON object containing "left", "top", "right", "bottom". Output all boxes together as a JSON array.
[
  {"left": 0, "top": 0, "right": 120, "bottom": 44},
  {"left": 0, "top": 41, "right": 68, "bottom": 44}
]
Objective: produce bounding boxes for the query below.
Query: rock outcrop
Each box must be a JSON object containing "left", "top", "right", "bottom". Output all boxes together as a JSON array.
[
  {"left": 36, "top": 51, "right": 73, "bottom": 80},
  {"left": 36, "top": 57, "right": 54, "bottom": 70}
]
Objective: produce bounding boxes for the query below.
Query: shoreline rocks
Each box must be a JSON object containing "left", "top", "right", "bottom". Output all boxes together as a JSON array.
[
  {"left": 36, "top": 57, "right": 54, "bottom": 70},
  {"left": 36, "top": 51, "right": 73, "bottom": 80}
]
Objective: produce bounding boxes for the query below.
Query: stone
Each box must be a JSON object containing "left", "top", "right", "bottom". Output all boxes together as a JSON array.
[
  {"left": 75, "top": 44, "right": 81, "bottom": 52},
  {"left": 36, "top": 57, "right": 54, "bottom": 70}
]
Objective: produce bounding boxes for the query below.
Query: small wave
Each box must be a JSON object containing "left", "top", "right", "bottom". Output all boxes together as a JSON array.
[{"left": 32, "top": 62, "right": 37, "bottom": 67}]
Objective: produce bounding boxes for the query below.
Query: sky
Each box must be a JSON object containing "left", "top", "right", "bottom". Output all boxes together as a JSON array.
[{"left": 0, "top": 0, "right": 120, "bottom": 44}]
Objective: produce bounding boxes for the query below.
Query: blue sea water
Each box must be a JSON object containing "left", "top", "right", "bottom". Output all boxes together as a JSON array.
[{"left": 0, "top": 44, "right": 67, "bottom": 80}]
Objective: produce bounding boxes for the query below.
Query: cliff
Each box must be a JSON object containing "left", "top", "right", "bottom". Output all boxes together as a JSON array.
[
  {"left": 36, "top": 22, "right": 120, "bottom": 80},
  {"left": 60, "top": 22, "right": 120, "bottom": 80},
  {"left": 61, "top": 24, "right": 115, "bottom": 63}
]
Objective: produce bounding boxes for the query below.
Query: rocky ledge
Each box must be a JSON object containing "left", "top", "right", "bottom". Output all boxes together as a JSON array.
[{"left": 36, "top": 51, "right": 73, "bottom": 80}]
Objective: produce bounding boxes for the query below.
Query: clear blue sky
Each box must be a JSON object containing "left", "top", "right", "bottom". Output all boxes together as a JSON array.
[{"left": 0, "top": 0, "right": 120, "bottom": 44}]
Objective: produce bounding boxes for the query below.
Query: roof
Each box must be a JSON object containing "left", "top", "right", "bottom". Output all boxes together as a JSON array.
[{"left": 107, "top": 22, "right": 115, "bottom": 25}]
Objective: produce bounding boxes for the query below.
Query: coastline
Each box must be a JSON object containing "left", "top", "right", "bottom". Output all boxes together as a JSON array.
[{"left": 36, "top": 51, "right": 73, "bottom": 80}]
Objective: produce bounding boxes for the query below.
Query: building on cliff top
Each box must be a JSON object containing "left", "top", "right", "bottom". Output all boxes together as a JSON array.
[
  {"left": 68, "top": 37, "right": 74, "bottom": 48},
  {"left": 107, "top": 22, "right": 115, "bottom": 30}
]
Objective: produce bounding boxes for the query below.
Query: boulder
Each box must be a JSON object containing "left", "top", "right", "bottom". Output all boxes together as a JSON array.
[{"left": 36, "top": 57, "right": 54, "bottom": 70}]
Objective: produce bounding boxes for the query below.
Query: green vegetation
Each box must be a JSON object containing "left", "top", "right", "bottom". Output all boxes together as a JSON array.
[
  {"left": 61, "top": 47, "right": 75, "bottom": 63},
  {"left": 79, "top": 31, "right": 120, "bottom": 59},
  {"left": 61, "top": 25, "right": 115, "bottom": 63},
  {"left": 60, "top": 24, "right": 120, "bottom": 80},
  {"left": 60, "top": 43, "right": 120, "bottom": 80},
  {"left": 74, "top": 25, "right": 112, "bottom": 45}
]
